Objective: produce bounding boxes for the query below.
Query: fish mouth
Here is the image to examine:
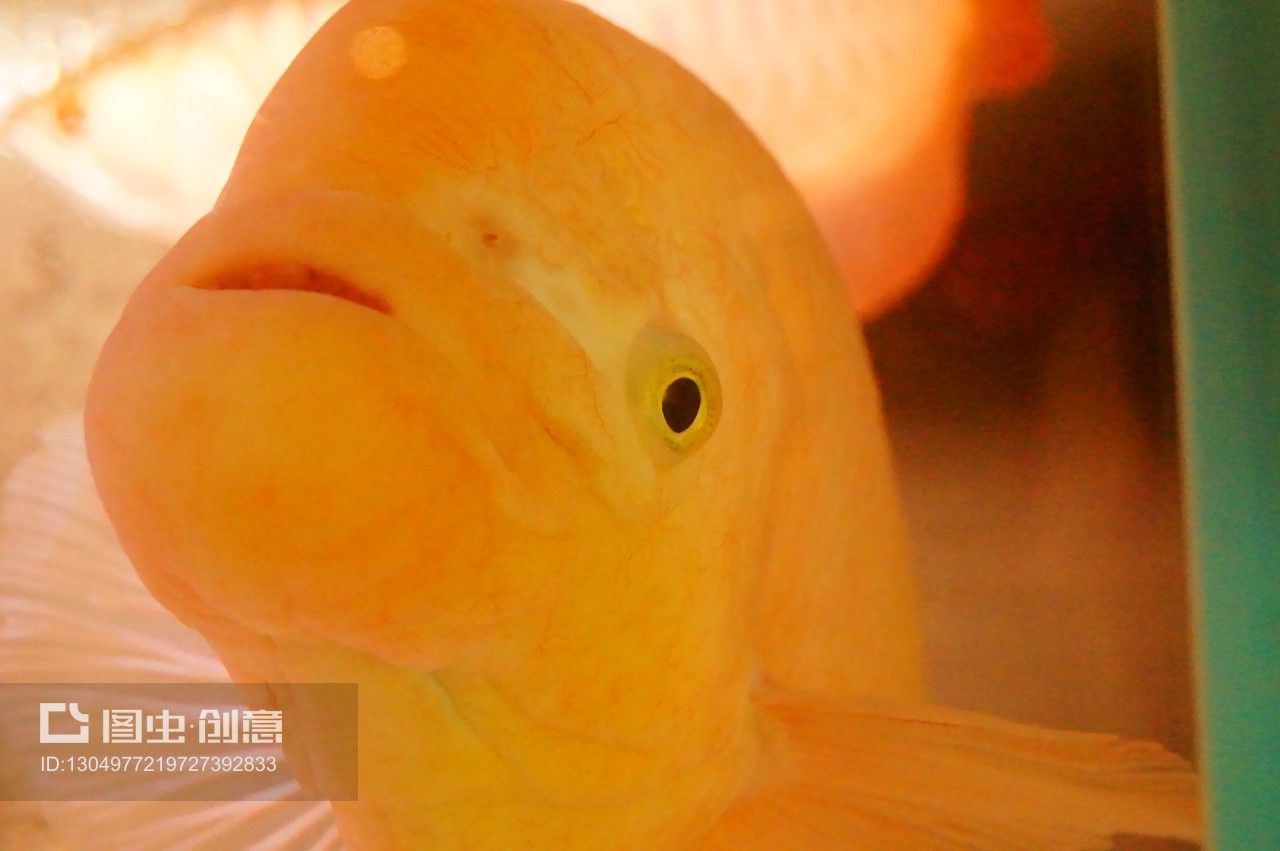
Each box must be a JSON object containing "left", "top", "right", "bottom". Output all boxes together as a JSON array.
[{"left": 195, "top": 262, "right": 394, "bottom": 316}]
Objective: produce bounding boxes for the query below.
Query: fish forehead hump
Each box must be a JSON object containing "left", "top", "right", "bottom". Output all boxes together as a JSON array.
[{"left": 223, "top": 0, "right": 835, "bottom": 361}]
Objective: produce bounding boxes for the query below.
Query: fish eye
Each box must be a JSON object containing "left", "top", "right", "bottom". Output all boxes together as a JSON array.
[{"left": 626, "top": 325, "right": 721, "bottom": 462}]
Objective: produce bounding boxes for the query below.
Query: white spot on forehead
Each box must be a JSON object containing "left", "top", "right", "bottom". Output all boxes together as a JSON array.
[{"left": 349, "top": 25, "right": 408, "bottom": 81}]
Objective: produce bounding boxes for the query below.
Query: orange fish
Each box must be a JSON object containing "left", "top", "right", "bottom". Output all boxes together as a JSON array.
[
  {"left": 2, "top": 0, "right": 1048, "bottom": 316},
  {"left": 30, "top": 0, "right": 1192, "bottom": 847}
]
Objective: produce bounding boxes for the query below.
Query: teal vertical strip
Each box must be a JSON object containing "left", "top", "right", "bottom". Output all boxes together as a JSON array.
[{"left": 1160, "top": 2, "right": 1280, "bottom": 848}]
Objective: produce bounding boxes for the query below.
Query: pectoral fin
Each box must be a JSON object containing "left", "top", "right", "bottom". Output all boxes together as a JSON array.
[{"left": 702, "top": 692, "right": 1199, "bottom": 850}]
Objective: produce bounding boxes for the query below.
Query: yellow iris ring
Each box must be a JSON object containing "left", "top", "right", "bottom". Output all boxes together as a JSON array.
[{"left": 626, "top": 326, "right": 721, "bottom": 462}]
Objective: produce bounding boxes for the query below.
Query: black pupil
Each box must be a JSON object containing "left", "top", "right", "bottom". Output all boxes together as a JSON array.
[{"left": 661, "top": 377, "right": 702, "bottom": 434}]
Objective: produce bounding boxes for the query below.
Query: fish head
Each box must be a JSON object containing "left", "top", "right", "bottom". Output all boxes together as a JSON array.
[
  {"left": 84, "top": 1, "right": 918, "bottom": 837},
  {"left": 83, "top": 0, "right": 825, "bottom": 679}
]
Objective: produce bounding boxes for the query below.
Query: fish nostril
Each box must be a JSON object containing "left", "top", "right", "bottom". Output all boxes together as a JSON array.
[{"left": 197, "top": 262, "right": 394, "bottom": 316}]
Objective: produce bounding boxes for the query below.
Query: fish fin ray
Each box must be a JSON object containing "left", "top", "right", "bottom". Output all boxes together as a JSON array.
[{"left": 702, "top": 692, "right": 1200, "bottom": 849}]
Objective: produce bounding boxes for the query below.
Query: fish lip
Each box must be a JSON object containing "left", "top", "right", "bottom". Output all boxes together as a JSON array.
[
  {"left": 193, "top": 261, "right": 395, "bottom": 316},
  {"left": 145, "top": 188, "right": 421, "bottom": 323}
]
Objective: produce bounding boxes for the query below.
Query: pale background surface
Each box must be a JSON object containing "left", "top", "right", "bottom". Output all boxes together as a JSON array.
[{"left": 0, "top": 0, "right": 1194, "bottom": 846}]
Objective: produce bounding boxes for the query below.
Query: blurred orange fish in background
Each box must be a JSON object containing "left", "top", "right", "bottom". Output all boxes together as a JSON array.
[{"left": 1, "top": 0, "right": 1050, "bottom": 316}]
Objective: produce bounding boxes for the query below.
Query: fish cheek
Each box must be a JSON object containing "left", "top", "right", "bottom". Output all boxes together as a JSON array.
[
  {"left": 260, "top": 434, "right": 518, "bottom": 666},
  {"left": 86, "top": 286, "right": 528, "bottom": 664},
  {"left": 211, "top": 374, "right": 533, "bottom": 665}
]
